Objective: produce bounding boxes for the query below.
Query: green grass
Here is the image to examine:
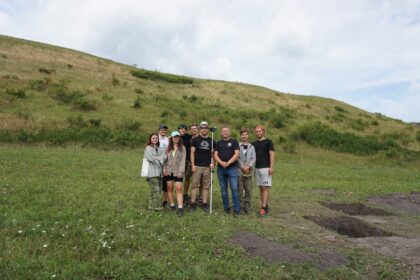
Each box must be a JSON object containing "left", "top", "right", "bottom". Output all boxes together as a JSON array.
[{"left": 1, "top": 144, "right": 419, "bottom": 279}]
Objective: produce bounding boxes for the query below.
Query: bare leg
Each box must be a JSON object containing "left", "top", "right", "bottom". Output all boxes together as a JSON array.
[{"left": 175, "top": 182, "right": 183, "bottom": 207}]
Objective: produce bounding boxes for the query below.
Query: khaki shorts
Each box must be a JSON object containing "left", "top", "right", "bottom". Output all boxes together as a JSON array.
[
  {"left": 192, "top": 166, "right": 211, "bottom": 190},
  {"left": 255, "top": 168, "right": 272, "bottom": 187},
  {"left": 184, "top": 160, "right": 192, "bottom": 178}
]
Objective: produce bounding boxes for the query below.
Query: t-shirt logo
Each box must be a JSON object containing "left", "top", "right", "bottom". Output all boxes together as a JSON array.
[
  {"left": 228, "top": 143, "right": 232, "bottom": 147},
  {"left": 200, "top": 141, "right": 210, "bottom": 150}
]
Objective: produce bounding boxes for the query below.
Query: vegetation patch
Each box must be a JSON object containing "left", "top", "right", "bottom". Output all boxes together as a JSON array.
[
  {"left": 319, "top": 202, "right": 392, "bottom": 216},
  {"left": 292, "top": 122, "right": 398, "bottom": 156},
  {"left": 304, "top": 216, "right": 394, "bottom": 238},
  {"left": 5, "top": 88, "right": 26, "bottom": 98},
  {"left": 52, "top": 90, "right": 96, "bottom": 111},
  {"left": 131, "top": 69, "right": 194, "bottom": 84}
]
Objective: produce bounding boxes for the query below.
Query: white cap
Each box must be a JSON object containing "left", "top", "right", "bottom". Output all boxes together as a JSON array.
[{"left": 200, "top": 121, "right": 209, "bottom": 127}]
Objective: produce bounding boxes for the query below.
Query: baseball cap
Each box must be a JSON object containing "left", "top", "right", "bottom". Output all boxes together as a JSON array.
[
  {"left": 159, "top": 124, "right": 168, "bottom": 130},
  {"left": 171, "top": 131, "right": 180, "bottom": 137},
  {"left": 178, "top": 124, "right": 188, "bottom": 130},
  {"left": 200, "top": 121, "right": 209, "bottom": 128}
]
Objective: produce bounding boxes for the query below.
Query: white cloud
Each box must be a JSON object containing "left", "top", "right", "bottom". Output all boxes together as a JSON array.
[{"left": 1, "top": 0, "right": 420, "bottom": 121}]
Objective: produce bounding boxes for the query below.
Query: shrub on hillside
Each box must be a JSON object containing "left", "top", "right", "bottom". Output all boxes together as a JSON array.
[
  {"left": 133, "top": 97, "right": 141, "bottom": 109},
  {"left": 334, "top": 106, "right": 347, "bottom": 113},
  {"left": 416, "top": 131, "right": 420, "bottom": 142},
  {"left": 29, "top": 79, "right": 47, "bottom": 91},
  {"left": 111, "top": 75, "right": 120, "bottom": 86},
  {"left": 291, "top": 122, "right": 395, "bottom": 156},
  {"left": 67, "top": 115, "right": 88, "bottom": 129},
  {"left": 6, "top": 88, "right": 26, "bottom": 98},
  {"left": 131, "top": 69, "right": 194, "bottom": 84},
  {"left": 38, "top": 67, "right": 54, "bottom": 75}
]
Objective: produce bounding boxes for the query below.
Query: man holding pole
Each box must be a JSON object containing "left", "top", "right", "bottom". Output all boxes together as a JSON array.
[
  {"left": 190, "top": 121, "right": 216, "bottom": 212},
  {"left": 214, "top": 127, "right": 240, "bottom": 217}
]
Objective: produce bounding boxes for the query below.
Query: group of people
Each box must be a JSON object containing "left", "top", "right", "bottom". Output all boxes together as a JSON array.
[{"left": 143, "top": 121, "right": 275, "bottom": 217}]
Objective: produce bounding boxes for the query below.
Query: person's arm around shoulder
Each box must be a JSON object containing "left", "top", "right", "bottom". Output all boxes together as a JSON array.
[{"left": 178, "top": 146, "right": 186, "bottom": 177}]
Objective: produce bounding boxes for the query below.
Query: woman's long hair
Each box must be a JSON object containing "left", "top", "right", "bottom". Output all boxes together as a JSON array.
[
  {"left": 167, "top": 136, "right": 184, "bottom": 152},
  {"left": 146, "top": 133, "right": 160, "bottom": 147}
]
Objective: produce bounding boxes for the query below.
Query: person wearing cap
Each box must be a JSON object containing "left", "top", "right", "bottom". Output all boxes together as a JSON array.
[
  {"left": 178, "top": 124, "right": 193, "bottom": 203},
  {"left": 190, "top": 121, "right": 216, "bottom": 212},
  {"left": 158, "top": 124, "right": 170, "bottom": 208},
  {"left": 214, "top": 127, "right": 241, "bottom": 216},
  {"left": 163, "top": 131, "right": 186, "bottom": 216}
]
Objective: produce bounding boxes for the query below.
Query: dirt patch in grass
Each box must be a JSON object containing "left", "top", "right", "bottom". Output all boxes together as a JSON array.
[
  {"left": 230, "top": 230, "right": 347, "bottom": 270},
  {"left": 352, "top": 236, "right": 420, "bottom": 280},
  {"left": 320, "top": 202, "right": 393, "bottom": 216},
  {"left": 304, "top": 216, "right": 395, "bottom": 238},
  {"left": 368, "top": 192, "right": 420, "bottom": 215}
]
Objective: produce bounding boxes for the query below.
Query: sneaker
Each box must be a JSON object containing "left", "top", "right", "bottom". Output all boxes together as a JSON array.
[
  {"left": 224, "top": 208, "right": 231, "bottom": 214},
  {"left": 189, "top": 203, "right": 197, "bottom": 212},
  {"left": 162, "top": 201, "right": 168, "bottom": 208},
  {"left": 183, "top": 194, "right": 190, "bottom": 202},
  {"left": 176, "top": 208, "right": 184, "bottom": 217},
  {"left": 265, "top": 205, "right": 270, "bottom": 214},
  {"left": 201, "top": 203, "right": 209, "bottom": 212},
  {"left": 233, "top": 211, "right": 240, "bottom": 218},
  {"left": 170, "top": 205, "right": 176, "bottom": 211},
  {"left": 259, "top": 208, "right": 267, "bottom": 217}
]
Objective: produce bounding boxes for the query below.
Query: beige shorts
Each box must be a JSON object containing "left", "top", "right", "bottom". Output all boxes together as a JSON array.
[
  {"left": 192, "top": 166, "right": 211, "bottom": 190},
  {"left": 255, "top": 168, "right": 272, "bottom": 187}
]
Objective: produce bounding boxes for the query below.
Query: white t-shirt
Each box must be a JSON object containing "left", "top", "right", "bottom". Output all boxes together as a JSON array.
[{"left": 159, "top": 135, "right": 169, "bottom": 151}]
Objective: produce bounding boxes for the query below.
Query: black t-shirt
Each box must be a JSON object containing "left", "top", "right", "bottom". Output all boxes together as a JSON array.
[
  {"left": 181, "top": 133, "right": 192, "bottom": 160},
  {"left": 252, "top": 139, "right": 275, "bottom": 168},
  {"left": 215, "top": 139, "right": 240, "bottom": 168},
  {"left": 191, "top": 136, "right": 217, "bottom": 167}
]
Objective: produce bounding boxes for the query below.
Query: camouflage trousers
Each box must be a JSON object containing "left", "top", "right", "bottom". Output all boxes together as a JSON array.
[
  {"left": 147, "top": 177, "right": 163, "bottom": 210},
  {"left": 238, "top": 176, "right": 253, "bottom": 213}
]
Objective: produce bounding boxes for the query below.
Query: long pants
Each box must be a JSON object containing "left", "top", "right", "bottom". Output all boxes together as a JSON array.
[
  {"left": 238, "top": 176, "right": 253, "bottom": 212},
  {"left": 147, "top": 177, "right": 162, "bottom": 210},
  {"left": 217, "top": 166, "right": 240, "bottom": 214}
]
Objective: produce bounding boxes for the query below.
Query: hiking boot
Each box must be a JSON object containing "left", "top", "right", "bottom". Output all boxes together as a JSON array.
[
  {"left": 189, "top": 203, "right": 197, "bottom": 212},
  {"left": 183, "top": 194, "right": 190, "bottom": 203},
  {"left": 259, "top": 208, "right": 267, "bottom": 217},
  {"left": 162, "top": 201, "right": 168, "bottom": 208},
  {"left": 265, "top": 205, "right": 270, "bottom": 214},
  {"left": 224, "top": 208, "right": 231, "bottom": 214},
  {"left": 201, "top": 203, "right": 209, "bottom": 212},
  {"left": 176, "top": 208, "right": 184, "bottom": 217},
  {"left": 233, "top": 211, "right": 240, "bottom": 218}
]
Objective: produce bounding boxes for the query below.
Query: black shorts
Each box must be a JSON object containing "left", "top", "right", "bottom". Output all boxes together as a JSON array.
[
  {"left": 164, "top": 174, "right": 183, "bottom": 183},
  {"left": 161, "top": 176, "right": 167, "bottom": 192}
]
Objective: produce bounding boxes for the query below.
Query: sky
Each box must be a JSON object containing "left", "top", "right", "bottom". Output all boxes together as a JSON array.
[{"left": 1, "top": 0, "right": 419, "bottom": 122}]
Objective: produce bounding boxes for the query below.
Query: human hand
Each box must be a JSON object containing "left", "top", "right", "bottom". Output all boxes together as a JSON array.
[{"left": 269, "top": 168, "right": 273, "bottom": 175}]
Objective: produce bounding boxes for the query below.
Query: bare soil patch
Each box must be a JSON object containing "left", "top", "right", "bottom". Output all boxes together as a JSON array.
[
  {"left": 368, "top": 192, "right": 420, "bottom": 215},
  {"left": 352, "top": 237, "right": 420, "bottom": 280},
  {"left": 320, "top": 201, "right": 393, "bottom": 216},
  {"left": 304, "top": 216, "right": 395, "bottom": 238},
  {"left": 230, "top": 230, "right": 347, "bottom": 270}
]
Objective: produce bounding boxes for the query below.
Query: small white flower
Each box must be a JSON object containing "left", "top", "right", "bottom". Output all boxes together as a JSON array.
[
  {"left": 42, "top": 230, "right": 46, "bottom": 233},
  {"left": 43, "top": 244, "right": 48, "bottom": 248},
  {"left": 18, "top": 230, "right": 23, "bottom": 234},
  {"left": 52, "top": 274, "right": 56, "bottom": 278}
]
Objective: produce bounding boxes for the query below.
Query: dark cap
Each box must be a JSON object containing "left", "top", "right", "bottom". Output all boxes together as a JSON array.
[
  {"left": 178, "top": 124, "right": 188, "bottom": 130},
  {"left": 159, "top": 124, "right": 168, "bottom": 130}
]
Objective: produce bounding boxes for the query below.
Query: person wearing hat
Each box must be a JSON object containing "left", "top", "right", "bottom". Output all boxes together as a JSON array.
[
  {"left": 178, "top": 124, "right": 193, "bottom": 203},
  {"left": 158, "top": 124, "right": 170, "bottom": 208},
  {"left": 190, "top": 121, "right": 216, "bottom": 212},
  {"left": 163, "top": 131, "right": 186, "bottom": 216}
]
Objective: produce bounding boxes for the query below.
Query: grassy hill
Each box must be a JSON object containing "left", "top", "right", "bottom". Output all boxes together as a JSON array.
[
  {"left": 1, "top": 34, "right": 419, "bottom": 156},
  {"left": 2, "top": 35, "right": 420, "bottom": 279}
]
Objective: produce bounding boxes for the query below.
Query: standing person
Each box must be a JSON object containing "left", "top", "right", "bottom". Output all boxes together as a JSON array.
[
  {"left": 163, "top": 131, "right": 186, "bottom": 216},
  {"left": 190, "top": 123, "right": 203, "bottom": 202},
  {"left": 158, "top": 124, "right": 170, "bottom": 208},
  {"left": 178, "top": 124, "right": 192, "bottom": 203},
  {"left": 190, "top": 123, "right": 199, "bottom": 138},
  {"left": 144, "top": 133, "right": 167, "bottom": 211},
  {"left": 214, "top": 127, "right": 240, "bottom": 216},
  {"left": 237, "top": 129, "right": 256, "bottom": 214},
  {"left": 190, "top": 121, "right": 216, "bottom": 212},
  {"left": 252, "top": 125, "right": 275, "bottom": 217}
]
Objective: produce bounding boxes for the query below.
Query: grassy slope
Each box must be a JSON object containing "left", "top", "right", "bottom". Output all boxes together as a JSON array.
[
  {"left": 1, "top": 34, "right": 419, "bottom": 151},
  {"left": 1, "top": 35, "right": 420, "bottom": 279}
]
